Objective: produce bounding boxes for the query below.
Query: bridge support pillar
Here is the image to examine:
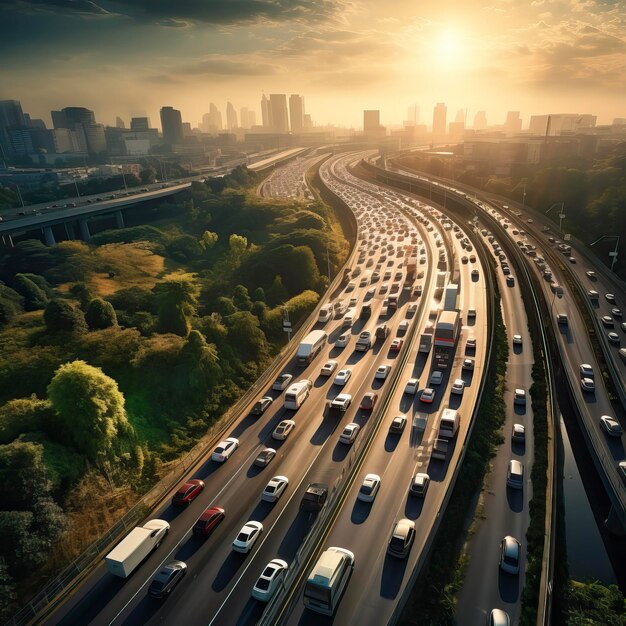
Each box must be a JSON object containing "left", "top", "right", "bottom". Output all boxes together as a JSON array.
[
  {"left": 79, "top": 219, "right": 91, "bottom": 242},
  {"left": 43, "top": 226, "right": 56, "bottom": 246},
  {"left": 604, "top": 504, "right": 626, "bottom": 536},
  {"left": 115, "top": 210, "right": 125, "bottom": 229},
  {"left": 65, "top": 222, "right": 76, "bottom": 240},
  {"left": 1, "top": 234, "right": 14, "bottom": 248}
]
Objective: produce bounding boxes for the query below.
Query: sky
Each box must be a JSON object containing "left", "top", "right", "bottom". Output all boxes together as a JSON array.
[{"left": 1, "top": 0, "right": 625, "bottom": 130}]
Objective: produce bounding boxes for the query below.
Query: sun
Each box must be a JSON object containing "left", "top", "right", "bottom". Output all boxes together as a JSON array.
[{"left": 435, "top": 29, "right": 462, "bottom": 64}]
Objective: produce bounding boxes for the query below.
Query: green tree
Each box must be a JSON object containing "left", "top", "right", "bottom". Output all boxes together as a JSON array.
[
  {"left": 139, "top": 167, "right": 156, "bottom": 185},
  {"left": 0, "top": 441, "right": 48, "bottom": 509},
  {"left": 85, "top": 298, "right": 118, "bottom": 330},
  {"left": 47, "top": 360, "right": 133, "bottom": 463},
  {"left": 0, "top": 561, "right": 16, "bottom": 622},
  {"left": 12, "top": 274, "right": 48, "bottom": 311},
  {"left": 266, "top": 275, "right": 288, "bottom": 306},
  {"left": 253, "top": 287, "right": 266, "bottom": 303},
  {"left": 200, "top": 230, "right": 218, "bottom": 250},
  {"left": 44, "top": 299, "right": 87, "bottom": 333},
  {"left": 224, "top": 311, "right": 270, "bottom": 363},
  {"left": 153, "top": 279, "right": 199, "bottom": 336},
  {"left": 166, "top": 235, "right": 203, "bottom": 262},
  {"left": 69, "top": 283, "right": 94, "bottom": 310},
  {"left": 228, "top": 233, "right": 248, "bottom": 268},
  {"left": 181, "top": 330, "right": 220, "bottom": 393},
  {"left": 0, "top": 397, "right": 53, "bottom": 444},
  {"left": 232, "top": 284, "right": 253, "bottom": 311},
  {"left": 201, "top": 313, "right": 228, "bottom": 346}
]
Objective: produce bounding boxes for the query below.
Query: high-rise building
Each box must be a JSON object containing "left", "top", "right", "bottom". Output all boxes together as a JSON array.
[
  {"left": 448, "top": 121, "right": 465, "bottom": 143},
  {"left": 82, "top": 123, "right": 106, "bottom": 154},
  {"left": 115, "top": 116, "right": 125, "bottom": 129},
  {"left": 289, "top": 94, "right": 305, "bottom": 132},
  {"left": 432, "top": 103, "right": 447, "bottom": 142},
  {"left": 53, "top": 107, "right": 96, "bottom": 129},
  {"left": 455, "top": 109, "right": 465, "bottom": 124},
  {"left": 50, "top": 107, "right": 104, "bottom": 154},
  {"left": 208, "top": 103, "right": 223, "bottom": 131},
  {"left": 473, "top": 111, "right": 487, "bottom": 130},
  {"left": 363, "top": 110, "right": 380, "bottom": 132},
  {"left": 304, "top": 113, "right": 312, "bottom": 130},
  {"left": 248, "top": 111, "right": 257, "bottom": 127},
  {"left": 504, "top": 111, "right": 522, "bottom": 135},
  {"left": 261, "top": 93, "right": 272, "bottom": 129},
  {"left": 407, "top": 104, "right": 419, "bottom": 125},
  {"left": 240, "top": 107, "right": 250, "bottom": 129},
  {"left": 269, "top": 94, "right": 289, "bottom": 132},
  {"left": 131, "top": 117, "right": 150, "bottom": 131},
  {"left": 226, "top": 102, "right": 238, "bottom": 129},
  {"left": 160, "top": 106, "right": 184, "bottom": 145},
  {"left": 182, "top": 122, "right": 193, "bottom": 137},
  {"left": 0, "top": 100, "right": 26, "bottom": 156}
]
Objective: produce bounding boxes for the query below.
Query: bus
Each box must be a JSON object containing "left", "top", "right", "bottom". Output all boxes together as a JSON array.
[
  {"left": 283, "top": 379, "right": 312, "bottom": 410},
  {"left": 296, "top": 330, "right": 328, "bottom": 366},
  {"left": 303, "top": 547, "right": 354, "bottom": 616}
]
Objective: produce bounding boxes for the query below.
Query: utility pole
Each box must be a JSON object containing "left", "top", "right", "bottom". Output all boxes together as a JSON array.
[
  {"left": 590, "top": 235, "right": 620, "bottom": 273},
  {"left": 282, "top": 307, "right": 292, "bottom": 343}
]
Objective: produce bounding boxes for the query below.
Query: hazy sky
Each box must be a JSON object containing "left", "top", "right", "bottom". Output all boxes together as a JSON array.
[{"left": 1, "top": 0, "right": 625, "bottom": 130}]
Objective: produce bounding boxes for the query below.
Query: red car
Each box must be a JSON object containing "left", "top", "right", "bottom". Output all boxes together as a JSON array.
[
  {"left": 390, "top": 339, "right": 403, "bottom": 352},
  {"left": 360, "top": 392, "right": 378, "bottom": 410},
  {"left": 172, "top": 479, "right": 204, "bottom": 506},
  {"left": 193, "top": 506, "right": 225, "bottom": 536}
]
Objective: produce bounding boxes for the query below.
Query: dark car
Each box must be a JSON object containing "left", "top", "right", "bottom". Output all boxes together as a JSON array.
[
  {"left": 148, "top": 561, "right": 187, "bottom": 598},
  {"left": 300, "top": 483, "right": 328, "bottom": 512},
  {"left": 171, "top": 478, "right": 204, "bottom": 506},
  {"left": 254, "top": 447, "right": 276, "bottom": 468},
  {"left": 251, "top": 396, "right": 273, "bottom": 416},
  {"left": 193, "top": 506, "right": 225, "bottom": 536}
]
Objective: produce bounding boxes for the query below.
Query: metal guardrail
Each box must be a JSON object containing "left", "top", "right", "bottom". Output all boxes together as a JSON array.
[{"left": 9, "top": 162, "right": 359, "bottom": 626}]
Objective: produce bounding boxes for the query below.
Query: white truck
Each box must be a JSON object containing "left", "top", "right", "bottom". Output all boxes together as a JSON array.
[
  {"left": 438, "top": 408, "right": 459, "bottom": 439},
  {"left": 296, "top": 330, "right": 328, "bottom": 366},
  {"left": 318, "top": 305, "right": 333, "bottom": 323},
  {"left": 443, "top": 284, "right": 458, "bottom": 312},
  {"left": 105, "top": 519, "right": 170, "bottom": 578},
  {"left": 418, "top": 323, "right": 434, "bottom": 353}
]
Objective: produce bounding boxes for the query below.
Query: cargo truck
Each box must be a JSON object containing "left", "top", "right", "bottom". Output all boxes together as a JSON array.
[
  {"left": 296, "top": 330, "right": 328, "bottom": 366},
  {"left": 438, "top": 408, "right": 459, "bottom": 438},
  {"left": 418, "top": 323, "right": 434, "bottom": 353},
  {"left": 433, "top": 311, "right": 461, "bottom": 369},
  {"left": 105, "top": 519, "right": 170, "bottom": 578},
  {"left": 443, "top": 284, "right": 458, "bottom": 312}
]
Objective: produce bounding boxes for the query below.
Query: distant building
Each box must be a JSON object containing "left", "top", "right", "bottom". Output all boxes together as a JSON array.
[
  {"left": 363, "top": 110, "right": 380, "bottom": 132},
  {"left": 504, "top": 111, "right": 522, "bottom": 136},
  {"left": 115, "top": 116, "right": 125, "bottom": 129},
  {"left": 269, "top": 94, "right": 289, "bottom": 132},
  {"left": 130, "top": 117, "right": 150, "bottom": 131},
  {"left": 261, "top": 93, "right": 272, "bottom": 129},
  {"left": 432, "top": 103, "right": 447, "bottom": 142},
  {"left": 448, "top": 121, "right": 465, "bottom": 143},
  {"left": 226, "top": 102, "right": 238, "bottom": 129},
  {"left": 613, "top": 118, "right": 626, "bottom": 126},
  {"left": 528, "top": 113, "right": 597, "bottom": 136},
  {"left": 160, "top": 106, "right": 184, "bottom": 145},
  {"left": 473, "top": 111, "right": 487, "bottom": 130},
  {"left": 407, "top": 104, "right": 419, "bottom": 125},
  {"left": 455, "top": 109, "right": 465, "bottom": 124},
  {"left": 182, "top": 122, "right": 193, "bottom": 137},
  {"left": 0, "top": 100, "right": 26, "bottom": 156},
  {"left": 289, "top": 94, "right": 305, "bottom": 132},
  {"left": 49, "top": 107, "right": 105, "bottom": 154},
  {"left": 303, "top": 113, "right": 312, "bottom": 130},
  {"left": 207, "top": 103, "right": 223, "bottom": 132}
]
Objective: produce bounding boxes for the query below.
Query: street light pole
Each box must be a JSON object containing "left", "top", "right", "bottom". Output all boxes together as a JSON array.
[
  {"left": 590, "top": 234, "right": 620, "bottom": 273},
  {"left": 545, "top": 202, "right": 565, "bottom": 232}
]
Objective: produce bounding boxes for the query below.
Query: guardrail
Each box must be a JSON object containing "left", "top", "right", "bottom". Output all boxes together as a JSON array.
[{"left": 9, "top": 158, "right": 359, "bottom": 626}]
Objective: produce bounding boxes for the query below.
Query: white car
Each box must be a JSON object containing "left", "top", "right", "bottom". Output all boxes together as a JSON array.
[
  {"left": 272, "top": 419, "right": 295, "bottom": 440},
  {"left": 232, "top": 521, "right": 263, "bottom": 553},
  {"left": 339, "top": 423, "right": 360, "bottom": 445},
  {"left": 334, "top": 369, "right": 352, "bottom": 386},
  {"left": 404, "top": 378, "right": 419, "bottom": 394},
  {"left": 514, "top": 389, "right": 526, "bottom": 405},
  {"left": 211, "top": 437, "right": 240, "bottom": 463},
  {"left": 261, "top": 476, "right": 289, "bottom": 503},
  {"left": 398, "top": 320, "right": 410, "bottom": 334},
  {"left": 251, "top": 558, "right": 288, "bottom": 601},
  {"left": 420, "top": 387, "right": 436, "bottom": 404},
  {"left": 467, "top": 309, "right": 476, "bottom": 318},
  {"left": 512, "top": 334, "right": 523, "bottom": 345},
  {"left": 408, "top": 303, "right": 418, "bottom": 316},
  {"left": 600, "top": 415, "right": 623, "bottom": 437},
  {"left": 466, "top": 337, "right": 477, "bottom": 350},
  {"left": 320, "top": 360, "right": 338, "bottom": 377},
  {"left": 429, "top": 370, "right": 443, "bottom": 385},
  {"left": 512, "top": 423, "right": 526, "bottom": 443},
  {"left": 330, "top": 393, "right": 352, "bottom": 411},
  {"left": 335, "top": 333, "right": 350, "bottom": 348},
  {"left": 272, "top": 374, "right": 293, "bottom": 391},
  {"left": 357, "top": 473, "right": 381, "bottom": 502},
  {"left": 580, "top": 378, "right": 595, "bottom": 392},
  {"left": 586, "top": 270, "right": 596, "bottom": 279},
  {"left": 579, "top": 363, "right": 594, "bottom": 378},
  {"left": 607, "top": 332, "right": 621, "bottom": 345},
  {"left": 462, "top": 358, "right": 475, "bottom": 371},
  {"left": 451, "top": 379, "right": 465, "bottom": 395},
  {"left": 499, "top": 535, "right": 521, "bottom": 574},
  {"left": 375, "top": 364, "right": 392, "bottom": 380},
  {"left": 612, "top": 308, "right": 622, "bottom": 318}
]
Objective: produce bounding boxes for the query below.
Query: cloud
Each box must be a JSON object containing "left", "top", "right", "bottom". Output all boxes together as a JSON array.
[
  {"left": 171, "top": 56, "right": 281, "bottom": 77},
  {"left": 2, "top": 0, "right": 110, "bottom": 15}
]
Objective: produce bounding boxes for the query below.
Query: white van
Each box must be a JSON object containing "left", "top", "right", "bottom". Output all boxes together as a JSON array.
[
  {"left": 284, "top": 379, "right": 312, "bottom": 410},
  {"left": 342, "top": 308, "right": 356, "bottom": 328},
  {"left": 318, "top": 305, "right": 333, "bottom": 324},
  {"left": 507, "top": 459, "right": 524, "bottom": 490}
]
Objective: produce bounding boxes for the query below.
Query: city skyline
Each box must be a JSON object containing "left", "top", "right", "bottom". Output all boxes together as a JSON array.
[{"left": 1, "top": 1, "right": 624, "bottom": 128}]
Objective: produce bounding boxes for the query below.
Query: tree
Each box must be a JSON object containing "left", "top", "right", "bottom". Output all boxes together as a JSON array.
[
  {"left": 224, "top": 311, "right": 270, "bottom": 363},
  {"left": 228, "top": 233, "right": 248, "bottom": 268},
  {"left": 200, "top": 230, "right": 218, "bottom": 251},
  {"left": 166, "top": 235, "right": 203, "bottom": 262},
  {"left": 0, "top": 397, "right": 53, "bottom": 444},
  {"left": 253, "top": 287, "right": 266, "bottom": 303},
  {"left": 232, "top": 284, "right": 253, "bottom": 311},
  {"left": 69, "top": 283, "right": 94, "bottom": 310},
  {"left": 153, "top": 279, "right": 199, "bottom": 336},
  {"left": 0, "top": 441, "right": 48, "bottom": 509},
  {"left": 266, "top": 275, "right": 288, "bottom": 306},
  {"left": 139, "top": 167, "right": 156, "bottom": 185},
  {"left": 201, "top": 313, "right": 228, "bottom": 346},
  {"left": 44, "top": 299, "right": 87, "bottom": 333},
  {"left": 85, "top": 298, "right": 118, "bottom": 330},
  {"left": 47, "top": 360, "right": 133, "bottom": 463},
  {"left": 181, "top": 330, "right": 220, "bottom": 393},
  {"left": 12, "top": 274, "right": 48, "bottom": 311}
]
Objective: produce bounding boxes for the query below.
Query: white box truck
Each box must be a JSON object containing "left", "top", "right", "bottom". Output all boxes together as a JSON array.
[
  {"left": 105, "top": 519, "right": 170, "bottom": 578},
  {"left": 438, "top": 408, "right": 459, "bottom": 439},
  {"left": 296, "top": 330, "right": 328, "bottom": 366}
]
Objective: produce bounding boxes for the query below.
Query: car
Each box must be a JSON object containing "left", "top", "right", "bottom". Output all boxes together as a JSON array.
[
  {"left": 466, "top": 337, "right": 477, "bottom": 350},
  {"left": 512, "top": 423, "right": 526, "bottom": 443},
  {"left": 606, "top": 293, "right": 616, "bottom": 304},
  {"left": 607, "top": 332, "right": 621, "bottom": 345},
  {"left": 251, "top": 396, "right": 273, "bottom": 416},
  {"left": 512, "top": 334, "right": 523, "bottom": 345},
  {"left": 193, "top": 506, "right": 225, "bottom": 536},
  {"left": 461, "top": 359, "right": 475, "bottom": 375},
  {"left": 320, "top": 360, "right": 338, "bottom": 376},
  {"left": 612, "top": 308, "right": 622, "bottom": 318},
  {"left": 451, "top": 379, "right": 465, "bottom": 395},
  {"left": 272, "top": 419, "right": 295, "bottom": 440},
  {"left": 390, "top": 338, "right": 404, "bottom": 352},
  {"left": 335, "top": 332, "right": 350, "bottom": 348},
  {"left": 499, "top": 535, "right": 521, "bottom": 574},
  {"left": 339, "top": 422, "right": 360, "bottom": 445},
  {"left": 420, "top": 387, "right": 436, "bottom": 404},
  {"left": 172, "top": 479, "right": 204, "bottom": 506},
  {"left": 251, "top": 558, "right": 288, "bottom": 602},
  {"left": 409, "top": 472, "right": 430, "bottom": 497},
  {"left": 375, "top": 364, "right": 392, "bottom": 380},
  {"left": 461, "top": 256, "right": 468, "bottom": 264},
  {"left": 254, "top": 447, "right": 276, "bottom": 468},
  {"left": 261, "top": 476, "right": 289, "bottom": 503},
  {"left": 586, "top": 270, "right": 596, "bottom": 279},
  {"left": 232, "top": 521, "right": 263, "bottom": 553},
  {"left": 601, "top": 315, "right": 614, "bottom": 327},
  {"left": 330, "top": 393, "right": 353, "bottom": 412},
  {"left": 272, "top": 374, "right": 293, "bottom": 391},
  {"left": 467, "top": 309, "right": 476, "bottom": 319},
  {"left": 514, "top": 388, "right": 526, "bottom": 405},
  {"left": 622, "top": 323, "right": 626, "bottom": 333},
  {"left": 507, "top": 459, "right": 524, "bottom": 489},
  {"left": 488, "top": 608, "right": 511, "bottom": 626},
  {"left": 619, "top": 461, "right": 626, "bottom": 484},
  {"left": 588, "top": 290, "right": 599, "bottom": 300},
  {"left": 556, "top": 313, "right": 568, "bottom": 325},
  {"left": 398, "top": 320, "right": 410, "bottom": 334},
  {"left": 404, "top": 378, "right": 419, "bottom": 394},
  {"left": 389, "top": 414, "right": 407, "bottom": 434},
  {"left": 429, "top": 370, "right": 443, "bottom": 385},
  {"left": 469, "top": 255, "right": 477, "bottom": 263},
  {"left": 471, "top": 269, "right": 479, "bottom": 278},
  {"left": 212, "top": 437, "right": 239, "bottom": 462},
  {"left": 334, "top": 368, "right": 352, "bottom": 386},
  {"left": 600, "top": 415, "right": 623, "bottom": 437},
  {"left": 408, "top": 303, "right": 418, "bottom": 316},
  {"left": 148, "top": 561, "right": 187, "bottom": 598},
  {"left": 360, "top": 392, "right": 378, "bottom": 410},
  {"left": 580, "top": 377, "right": 595, "bottom": 392},
  {"left": 357, "top": 473, "right": 381, "bottom": 502},
  {"left": 579, "top": 363, "right": 594, "bottom": 378},
  {"left": 387, "top": 518, "right": 416, "bottom": 558}
]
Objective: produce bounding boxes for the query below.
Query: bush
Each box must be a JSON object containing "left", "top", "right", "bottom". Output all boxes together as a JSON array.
[
  {"left": 12, "top": 274, "right": 49, "bottom": 311},
  {"left": 44, "top": 299, "right": 87, "bottom": 333},
  {"left": 0, "top": 397, "right": 54, "bottom": 444},
  {"left": 85, "top": 298, "right": 118, "bottom": 330}
]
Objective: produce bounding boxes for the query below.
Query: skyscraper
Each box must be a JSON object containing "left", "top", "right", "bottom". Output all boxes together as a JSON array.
[
  {"left": 455, "top": 109, "right": 465, "bottom": 124},
  {"left": 407, "top": 104, "right": 419, "bottom": 125},
  {"left": 289, "top": 94, "right": 305, "bottom": 132},
  {"left": 226, "top": 102, "right": 238, "bottom": 129},
  {"left": 473, "top": 111, "right": 487, "bottom": 130},
  {"left": 131, "top": 117, "right": 150, "bottom": 131},
  {"left": 504, "top": 111, "right": 522, "bottom": 135},
  {"left": 160, "top": 106, "right": 184, "bottom": 145},
  {"left": 115, "top": 116, "right": 126, "bottom": 129},
  {"left": 208, "top": 103, "right": 223, "bottom": 131},
  {"left": 0, "top": 100, "right": 26, "bottom": 156},
  {"left": 432, "top": 103, "right": 447, "bottom": 142},
  {"left": 363, "top": 110, "right": 380, "bottom": 132},
  {"left": 50, "top": 107, "right": 104, "bottom": 154},
  {"left": 269, "top": 94, "right": 289, "bottom": 132},
  {"left": 261, "top": 93, "right": 272, "bottom": 129}
]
